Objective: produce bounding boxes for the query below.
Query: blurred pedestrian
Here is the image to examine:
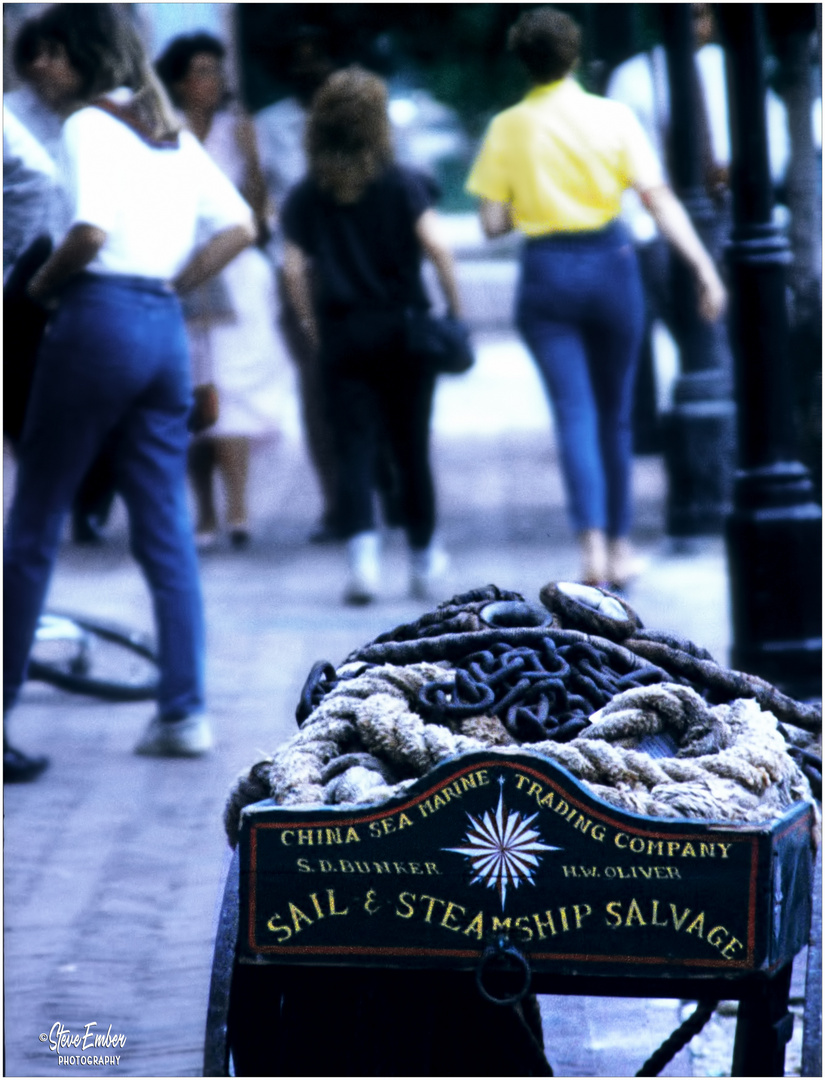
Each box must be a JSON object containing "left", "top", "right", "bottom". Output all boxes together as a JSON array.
[
  {"left": 255, "top": 27, "right": 333, "bottom": 240},
  {"left": 281, "top": 66, "right": 462, "bottom": 603},
  {"left": 3, "top": 4, "right": 255, "bottom": 780},
  {"left": 3, "top": 111, "right": 57, "bottom": 455},
  {"left": 255, "top": 29, "right": 409, "bottom": 543},
  {"left": 606, "top": 4, "right": 793, "bottom": 453},
  {"left": 255, "top": 28, "right": 342, "bottom": 542},
  {"left": 156, "top": 32, "right": 293, "bottom": 550},
  {"left": 3, "top": 110, "right": 55, "bottom": 454},
  {"left": 608, "top": 3, "right": 792, "bottom": 242},
  {"left": 5, "top": 16, "right": 65, "bottom": 158},
  {"left": 466, "top": 6, "right": 726, "bottom": 590},
  {"left": 3, "top": 108, "right": 55, "bottom": 281},
  {"left": 8, "top": 10, "right": 121, "bottom": 545}
]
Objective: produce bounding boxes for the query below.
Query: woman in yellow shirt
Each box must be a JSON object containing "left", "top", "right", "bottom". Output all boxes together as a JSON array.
[{"left": 467, "top": 6, "right": 725, "bottom": 588}]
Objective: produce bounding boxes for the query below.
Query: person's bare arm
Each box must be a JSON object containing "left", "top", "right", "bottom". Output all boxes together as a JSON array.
[
  {"left": 27, "top": 224, "right": 106, "bottom": 304},
  {"left": 478, "top": 197, "right": 514, "bottom": 240},
  {"left": 171, "top": 221, "right": 256, "bottom": 294},
  {"left": 235, "top": 115, "right": 271, "bottom": 232},
  {"left": 638, "top": 184, "right": 727, "bottom": 322},
  {"left": 415, "top": 208, "right": 463, "bottom": 316},
  {"left": 282, "top": 240, "right": 319, "bottom": 349}
]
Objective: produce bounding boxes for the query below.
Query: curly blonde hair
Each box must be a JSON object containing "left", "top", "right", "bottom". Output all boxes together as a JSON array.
[{"left": 306, "top": 66, "right": 393, "bottom": 204}]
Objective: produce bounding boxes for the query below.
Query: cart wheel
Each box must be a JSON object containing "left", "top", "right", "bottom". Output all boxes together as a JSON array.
[
  {"left": 203, "top": 849, "right": 239, "bottom": 1077},
  {"left": 28, "top": 612, "right": 159, "bottom": 701},
  {"left": 801, "top": 848, "right": 822, "bottom": 1076}
]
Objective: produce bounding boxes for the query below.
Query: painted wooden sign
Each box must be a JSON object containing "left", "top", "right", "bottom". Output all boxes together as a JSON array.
[{"left": 238, "top": 752, "right": 813, "bottom": 978}]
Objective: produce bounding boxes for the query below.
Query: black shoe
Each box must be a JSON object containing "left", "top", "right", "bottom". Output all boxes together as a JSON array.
[
  {"left": 4, "top": 744, "right": 49, "bottom": 783},
  {"left": 308, "top": 520, "right": 344, "bottom": 544},
  {"left": 379, "top": 491, "right": 406, "bottom": 530},
  {"left": 229, "top": 527, "right": 250, "bottom": 549},
  {"left": 72, "top": 512, "right": 107, "bottom": 545}
]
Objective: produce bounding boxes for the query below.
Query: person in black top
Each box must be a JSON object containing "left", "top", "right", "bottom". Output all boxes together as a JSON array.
[{"left": 282, "top": 66, "right": 463, "bottom": 604}]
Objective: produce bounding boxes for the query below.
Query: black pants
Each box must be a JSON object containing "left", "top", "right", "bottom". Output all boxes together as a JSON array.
[
  {"left": 277, "top": 271, "right": 340, "bottom": 526},
  {"left": 322, "top": 310, "right": 437, "bottom": 549}
]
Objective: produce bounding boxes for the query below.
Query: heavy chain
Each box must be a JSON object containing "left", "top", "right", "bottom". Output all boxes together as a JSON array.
[
  {"left": 417, "top": 637, "right": 668, "bottom": 744},
  {"left": 297, "top": 584, "right": 821, "bottom": 792}
]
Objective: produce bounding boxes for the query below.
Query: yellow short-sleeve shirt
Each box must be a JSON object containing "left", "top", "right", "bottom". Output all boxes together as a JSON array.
[{"left": 466, "top": 77, "right": 664, "bottom": 236}]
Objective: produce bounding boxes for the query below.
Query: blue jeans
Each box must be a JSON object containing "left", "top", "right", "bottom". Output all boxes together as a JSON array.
[
  {"left": 4, "top": 274, "right": 205, "bottom": 719},
  {"left": 516, "top": 222, "right": 645, "bottom": 537}
]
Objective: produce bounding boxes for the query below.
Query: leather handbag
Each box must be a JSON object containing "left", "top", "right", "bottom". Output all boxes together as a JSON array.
[{"left": 405, "top": 309, "right": 475, "bottom": 375}]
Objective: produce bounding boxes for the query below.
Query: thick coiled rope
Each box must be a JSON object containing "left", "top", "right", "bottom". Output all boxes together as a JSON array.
[
  {"left": 225, "top": 584, "right": 820, "bottom": 847},
  {"left": 223, "top": 582, "right": 818, "bottom": 1080},
  {"left": 636, "top": 1000, "right": 719, "bottom": 1077},
  {"left": 225, "top": 668, "right": 816, "bottom": 849}
]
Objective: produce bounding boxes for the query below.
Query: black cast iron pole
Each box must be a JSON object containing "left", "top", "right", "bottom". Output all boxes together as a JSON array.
[
  {"left": 715, "top": 3, "right": 821, "bottom": 699},
  {"left": 660, "top": 5, "right": 737, "bottom": 540}
]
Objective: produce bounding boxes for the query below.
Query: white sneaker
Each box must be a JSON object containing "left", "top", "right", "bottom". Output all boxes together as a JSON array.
[
  {"left": 343, "top": 531, "right": 381, "bottom": 605},
  {"left": 134, "top": 713, "right": 213, "bottom": 757},
  {"left": 410, "top": 543, "right": 450, "bottom": 600}
]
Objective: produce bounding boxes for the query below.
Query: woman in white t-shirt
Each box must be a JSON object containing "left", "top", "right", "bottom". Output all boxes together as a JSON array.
[
  {"left": 3, "top": 5, "right": 255, "bottom": 780},
  {"left": 156, "top": 32, "right": 294, "bottom": 551}
]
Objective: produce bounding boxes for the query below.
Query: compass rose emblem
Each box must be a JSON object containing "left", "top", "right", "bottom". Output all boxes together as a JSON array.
[{"left": 444, "top": 779, "right": 561, "bottom": 909}]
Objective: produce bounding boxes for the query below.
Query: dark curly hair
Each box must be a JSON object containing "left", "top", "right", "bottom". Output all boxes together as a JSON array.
[
  {"left": 12, "top": 4, "right": 179, "bottom": 139},
  {"left": 507, "top": 6, "right": 581, "bottom": 85},
  {"left": 154, "top": 32, "right": 227, "bottom": 107},
  {"left": 306, "top": 66, "right": 393, "bottom": 204}
]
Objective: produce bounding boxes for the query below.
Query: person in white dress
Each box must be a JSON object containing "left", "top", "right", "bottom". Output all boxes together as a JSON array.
[
  {"left": 253, "top": 28, "right": 343, "bottom": 543},
  {"left": 156, "top": 32, "right": 294, "bottom": 549}
]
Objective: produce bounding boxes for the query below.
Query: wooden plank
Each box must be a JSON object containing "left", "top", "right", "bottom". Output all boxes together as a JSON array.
[{"left": 239, "top": 751, "right": 814, "bottom": 979}]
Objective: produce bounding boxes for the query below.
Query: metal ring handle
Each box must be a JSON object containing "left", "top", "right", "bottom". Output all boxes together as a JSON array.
[{"left": 476, "top": 935, "right": 532, "bottom": 1006}]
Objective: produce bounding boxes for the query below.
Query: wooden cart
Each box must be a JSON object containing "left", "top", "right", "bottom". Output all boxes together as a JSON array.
[{"left": 204, "top": 751, "right": 816, "bottom": 1076}]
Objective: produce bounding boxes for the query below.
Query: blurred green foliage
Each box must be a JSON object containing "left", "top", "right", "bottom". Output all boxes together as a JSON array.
[
  {"left": 238, "top": 2, "right": 653, "bottom": 210},
  {"left": 239, "top": 4, "right": 820, "bottom": 215},
  {"left": 239, "top": 4, "right": 817, "bottom": 121},
  {"left": 238, "top": 3, "right": 655, "bottom": 127}
]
